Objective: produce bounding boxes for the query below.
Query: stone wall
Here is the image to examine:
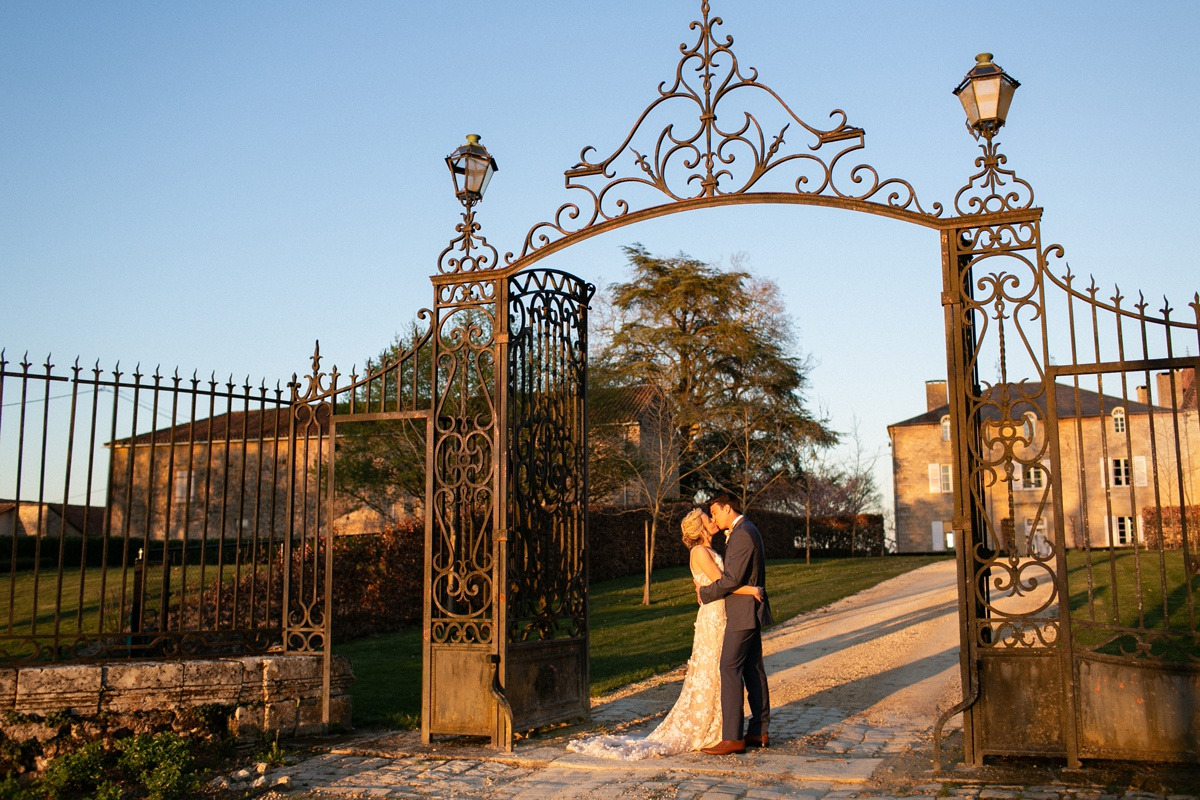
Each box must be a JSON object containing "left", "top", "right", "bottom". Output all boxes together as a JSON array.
[{"left": 0, "top": 653, "right": 353, "bottom": 743}]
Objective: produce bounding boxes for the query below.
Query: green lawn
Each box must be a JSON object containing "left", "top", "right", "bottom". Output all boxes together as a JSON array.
[
  {"left": 1, "top": 562, "right": 276, "bottom": 660},
  {"left": 336, "top": 555, "right": 950, "bottom": 728},
  {"left": 1065, "top": 548, "right": 1198, "bottom": 656}
]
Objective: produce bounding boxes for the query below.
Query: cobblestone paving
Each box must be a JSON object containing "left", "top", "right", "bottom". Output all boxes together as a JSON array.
[
  {"left": 224, "top": 707, "right": 1200, "bottom": 800},
  {"left": 227, "top": 656, "right": 1198, "bottom": 798}
]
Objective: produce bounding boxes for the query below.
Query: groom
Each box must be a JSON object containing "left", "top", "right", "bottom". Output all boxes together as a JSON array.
[{"left": 697, "top": 492, "right": 773, "bottom": 755}]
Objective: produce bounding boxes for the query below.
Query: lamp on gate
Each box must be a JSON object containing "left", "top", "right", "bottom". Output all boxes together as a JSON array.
[
  {"left": 446, "top": 134, "right": 499, "bottom": 207},
  {"left": 953, "top": 53, "right": 1020, "bottom": 141}
]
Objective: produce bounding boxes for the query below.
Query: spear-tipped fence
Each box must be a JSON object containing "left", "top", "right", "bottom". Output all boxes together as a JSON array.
[{"left": 0, "top": 350, "right": 321, "bottom": 663}]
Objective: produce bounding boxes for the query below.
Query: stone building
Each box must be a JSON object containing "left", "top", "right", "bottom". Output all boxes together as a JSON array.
[
  {"left": 0, "top": 500, "right": 105, "bottom": 538},
  {"left": 889, "top": 370, "right": 1199, "bottom": 554},
  {"left": 588, "top": 384, "right": 680, "bottom": 507},
  {"left": 107, "top": 384, "right": 677, "bottom": 540},
  {"left": 106, "top": 407, "right": 303, "bottom": 543}
]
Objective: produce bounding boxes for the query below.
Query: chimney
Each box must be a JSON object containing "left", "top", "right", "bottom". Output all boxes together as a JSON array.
[
  {"left": 1136, "top": 385, "right": 1150, "bottom": 406},
  {"left": 1156, "top": 372, "right": 1173, "bottom": 409},
  {"left": 1183, "top": 368, "right": 1198, "bottom": 410},
  {"left": 926, "top": 379, "right": 948, "bottom": 412},
  {"left": 1156, "top": 368, "right": 1199, "bottom": 411}
]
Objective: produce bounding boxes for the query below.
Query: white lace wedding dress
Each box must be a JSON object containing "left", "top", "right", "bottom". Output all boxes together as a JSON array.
[{"left": 567, "top": 549, "right": 725, "bottom": 759}]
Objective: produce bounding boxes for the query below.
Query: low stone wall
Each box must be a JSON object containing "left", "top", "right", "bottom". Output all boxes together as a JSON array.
[{"left": 0, "top": 653, "right": 353, "bottom": 742}]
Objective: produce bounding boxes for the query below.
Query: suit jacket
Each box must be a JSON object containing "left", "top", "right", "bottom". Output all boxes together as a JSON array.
[{"left": 699, "top": 516, "right": 773, "bottom": 631}]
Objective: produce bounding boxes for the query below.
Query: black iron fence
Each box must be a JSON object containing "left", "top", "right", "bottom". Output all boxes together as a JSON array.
[{"left": 0, "top": 351, "right": 320, "bottom": 664}]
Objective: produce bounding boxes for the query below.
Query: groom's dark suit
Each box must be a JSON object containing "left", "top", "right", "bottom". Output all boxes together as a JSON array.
[{"left": 699, "top": 515, "right": 773, "bottom": 742}]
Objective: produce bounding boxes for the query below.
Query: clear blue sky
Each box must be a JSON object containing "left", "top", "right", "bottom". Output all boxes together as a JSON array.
[{"left": 3, "top": 1, "right": 1198, "bottom": 518}]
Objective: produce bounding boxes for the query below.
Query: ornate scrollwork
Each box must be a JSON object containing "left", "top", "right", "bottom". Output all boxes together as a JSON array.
[
  {"left": 506, "top": 269, "right": 592, "bottom": 641},
  {"left": 437, "top": 207, "right": 501, "bottom": 275},
  {"left": 980, "top": 618, "right": 1059, "bottom": 648},
  {"left": 500, "top": 1, "right": 938, "bottom": 265},
  {"left": 289, "top": 341, "right": 339, "bottom": 403},
  {"left": 961, "top": 221, "right": 1039, "bottom": 251},
  {"left": 1072, "top": 620, "right": 1200, "bottom": 663},
  {"left": 436, "top": 278, "right": 498, "bottom": 307},
  {"left": 953, "top": 137, "right": 1035, "bottom": 216}
]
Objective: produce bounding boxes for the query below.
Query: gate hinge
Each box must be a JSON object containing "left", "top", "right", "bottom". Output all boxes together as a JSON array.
[{"left": 941, "top": 291, "right": 957, "bottom": 307}]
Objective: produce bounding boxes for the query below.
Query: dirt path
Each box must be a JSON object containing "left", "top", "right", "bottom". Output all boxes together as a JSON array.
[{"left": 762, "top": 558, "right": 962, "bottom": 739}]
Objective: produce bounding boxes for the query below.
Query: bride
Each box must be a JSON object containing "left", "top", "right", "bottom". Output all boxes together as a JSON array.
[{"left": 567, "top": 508, "right": 763, "bottom": 759}]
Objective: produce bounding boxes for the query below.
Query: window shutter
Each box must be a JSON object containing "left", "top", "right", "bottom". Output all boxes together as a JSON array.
[
  {"left": 1099, "top": 459, "right": 1108, "bottom": 489},
  {"left": 931, "top": 521, "right": 945, "bottom": 551},
  {"left": 1133, "top": 456, "right": 1148, "bottom": 487},
  {"left": 1012, "top": 462, "right": 1023, "bottom": 487},
  {"left": 929, "top": 463, "right": 942, "bottom": 493}
]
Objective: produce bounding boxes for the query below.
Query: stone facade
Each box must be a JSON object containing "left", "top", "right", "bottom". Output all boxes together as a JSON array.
[
  {"left": 890, "top": 372, "right": 1200, "bottom": 554},
  {"left": 0, "top": 653, "right": 353, "bottom": 742}
]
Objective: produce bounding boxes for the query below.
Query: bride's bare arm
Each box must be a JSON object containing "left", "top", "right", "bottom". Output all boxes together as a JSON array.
[{"left": 690, "top": 548, "right": 764, "bottom": 602}]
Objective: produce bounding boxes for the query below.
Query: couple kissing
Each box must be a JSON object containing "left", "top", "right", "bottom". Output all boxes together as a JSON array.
[{"left": 568, "top": 493, "right": 772, "bottom": 760}]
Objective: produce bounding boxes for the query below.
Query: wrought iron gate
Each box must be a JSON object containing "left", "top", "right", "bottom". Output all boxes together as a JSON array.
[
  {"left": 441, "top": 1, "right": 1198, "bottom": 762},
  {"left": 420, "top": 247, "right": 593, "bottom": 747},
  {"left": 503, "top": 268, "right": 593, "bottom": 732},
  {"left": 939, "top": 166, "right": 1200, "bottom": 763}
]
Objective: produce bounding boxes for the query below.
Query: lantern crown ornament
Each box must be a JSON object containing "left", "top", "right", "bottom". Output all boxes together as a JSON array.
[
  {"left": 446, "top": 133, "right": 499, "bottom": 207},
  {"left": 953, "top": 53, "right": 1020, "bottom": 141}
]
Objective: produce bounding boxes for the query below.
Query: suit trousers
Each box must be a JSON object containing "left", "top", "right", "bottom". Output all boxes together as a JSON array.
[{"left": 718, "top": 626, "right": 770, "bottom": 741}]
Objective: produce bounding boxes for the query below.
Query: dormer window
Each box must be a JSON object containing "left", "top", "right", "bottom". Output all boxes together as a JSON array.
[{"left": 1022, "top": 411, "right": 1037, "bottom": 441}]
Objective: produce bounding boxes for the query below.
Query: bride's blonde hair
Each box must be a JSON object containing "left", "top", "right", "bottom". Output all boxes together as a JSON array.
[{"left": 680, "top": 508, "right": 707, "bottom": 548}]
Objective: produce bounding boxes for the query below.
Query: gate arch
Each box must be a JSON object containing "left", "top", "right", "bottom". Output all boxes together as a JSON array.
[{"left": 293, "top": 0, "right": 1197, "bottom": 760}]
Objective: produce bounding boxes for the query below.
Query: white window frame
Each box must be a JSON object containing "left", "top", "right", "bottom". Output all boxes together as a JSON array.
[
  {"left": 1111, "top": 457, "right": 1131, "bottom": 487},
  {"left": 928, "top": 463, "right": 953, "bottom": 494},
  {"left": 1112, "top": 515, "right": 1137, "bottom": 546},
  {"left": 1022, "top": 411, "right": 1037, "bottom": 441},
  {"left": 1112, "top": 407, "right": 1126, "bottom": 435},
  {"left": 1021, "top": 465, "right": 1045, "bottom": 490},
  {"left": 940, "top": 415, "right": 952, "bottom": 442}
]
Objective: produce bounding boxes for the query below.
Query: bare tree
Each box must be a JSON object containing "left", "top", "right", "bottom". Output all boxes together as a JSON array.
[{"left": 836, "top": 416, "right": 884, "bottom": 555}]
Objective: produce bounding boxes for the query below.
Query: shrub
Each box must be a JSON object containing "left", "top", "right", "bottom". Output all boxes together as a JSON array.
[
  {"left": 27, "top": 731, "right": 203, "bottom": 800},
  {"left": 1142, "top": 505, "right": 1200, "bottom": 550},
  {"left": 40, "top": 740, "right": 107, "bottom": 799},
  {"left": 117, "top": 732, "right": 199, "bottom": 800}
]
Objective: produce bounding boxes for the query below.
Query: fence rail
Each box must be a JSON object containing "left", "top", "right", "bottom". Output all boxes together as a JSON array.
[{"left": 0, "top": 351, "right": 320, "bottom": 664}]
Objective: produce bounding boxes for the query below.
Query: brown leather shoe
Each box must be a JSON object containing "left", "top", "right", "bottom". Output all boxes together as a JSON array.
[
  {"left": 700, "top": 739, "right": 746, "bottom": 755},
  {"left": 745, "top": 733, "right": 769, "bottom": 748}
]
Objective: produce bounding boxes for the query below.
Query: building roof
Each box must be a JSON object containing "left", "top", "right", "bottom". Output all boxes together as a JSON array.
[
  {"left": 109, "top": 385, "right": 665, "bottom": 445},
  {"left": 588, "top": 385, "right": 662, "bottom": 426},
  {"left": 0, "top": 500, "right": 107, "bottom": 535},
  {"left": 888, "top": 381, "right": 1166, "bottom": 430},
  {"left": 108, "top": 406, "right": 305, "bottom": 446}
]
